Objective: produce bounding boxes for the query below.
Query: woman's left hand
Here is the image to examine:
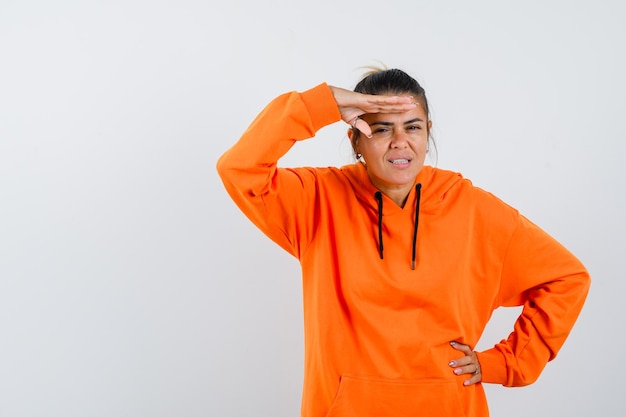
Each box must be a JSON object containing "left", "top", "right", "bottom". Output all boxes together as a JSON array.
[
  {"left": 448, "top": 341, "right": 482, "bottom": 386},
  {"left": 328, "top": 85, "right": 417, "bottom": 138}
]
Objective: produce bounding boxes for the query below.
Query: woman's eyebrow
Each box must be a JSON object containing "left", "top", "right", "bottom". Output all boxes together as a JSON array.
[{"left": 370, "top": 118, "right": 425, "bottom": 126}]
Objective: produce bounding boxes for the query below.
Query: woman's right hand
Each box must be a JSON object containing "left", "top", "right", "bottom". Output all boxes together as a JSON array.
[{"left": 328, "top": 85, "right": 418, "bottom": 137}]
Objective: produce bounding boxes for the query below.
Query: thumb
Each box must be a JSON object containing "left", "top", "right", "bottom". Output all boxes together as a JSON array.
[{"left": 352, "top": 117, "right": 372, "bottom": 138}]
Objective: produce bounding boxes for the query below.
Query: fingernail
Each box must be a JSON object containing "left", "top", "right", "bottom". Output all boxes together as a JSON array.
[
  {"left": 448, "top": 361, "right": 456, "bottom": 367},
  {"left": 464, "top": 380, "right": 470, "bottom": 386},
  {"left": 454, "top": 369, "right": 462, "bottom": 375},
  {"left": 450, "top": 341, "right": 456, "bottom": 345}
]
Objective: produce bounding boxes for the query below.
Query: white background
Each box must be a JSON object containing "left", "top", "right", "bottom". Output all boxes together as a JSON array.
[{"left": 1, "top": 0, "right": 623, "bottom": 416}]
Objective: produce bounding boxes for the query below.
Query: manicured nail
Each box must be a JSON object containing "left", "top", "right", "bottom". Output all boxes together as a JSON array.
[
  {"left": 450, "top": 341, "right": 456, "bottom": 345},
  {"left": 464, "top": 380, "right": 470, "bottom": 386},
  {"left": 454, "top": 368, "right": 462, "bottom": 375},
  {"left": 448, "top": 361, "right": 456, "bottom": 367}
]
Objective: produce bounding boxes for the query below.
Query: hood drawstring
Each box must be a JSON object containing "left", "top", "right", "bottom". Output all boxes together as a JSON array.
[
  {"left": 411, "top": 184, "right": 422, "bottom": 270},
  {"left": 373, "top": 184, "right": 422, "bottom": 269},
  {"left": 374, "top": 191, "right": 384, "bottom": 259}
]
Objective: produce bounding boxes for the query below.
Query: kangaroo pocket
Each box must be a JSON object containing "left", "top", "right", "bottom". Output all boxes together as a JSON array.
[{"left": 324, "top": 375, "right": 467, "bottom": 417}]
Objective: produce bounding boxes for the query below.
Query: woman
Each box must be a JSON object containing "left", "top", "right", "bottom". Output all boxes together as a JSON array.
[{"left": 216, "top": 68, "right": 590, "bottom": 417}]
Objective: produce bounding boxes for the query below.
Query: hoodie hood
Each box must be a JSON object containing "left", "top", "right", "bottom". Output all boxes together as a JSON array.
[
  {"left": 341, "top": 163, "right": 465, "bottom": 213},
  {"left": 341, "top": 163, "right": 465, "bottom": 269}
]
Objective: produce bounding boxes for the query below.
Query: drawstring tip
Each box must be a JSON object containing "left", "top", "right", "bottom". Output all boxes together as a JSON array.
[{"left": 411, "top": 260, "right": 416, "bottom": 270}]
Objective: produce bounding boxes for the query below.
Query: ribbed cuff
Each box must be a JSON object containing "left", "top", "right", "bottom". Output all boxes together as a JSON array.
[
  {"left": 299, "top": 83, "right": 342, "bottom": 133},
  {"left": 476, "top": 348, "right": 508, "bottom": 385}
]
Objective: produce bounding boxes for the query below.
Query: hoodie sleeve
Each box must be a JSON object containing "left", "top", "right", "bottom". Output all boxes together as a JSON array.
[
  {"left": 216, "top": 83, "right": 342, "bottom": 257},
  {"left": 477, "top": 214, "right": 591, "bottom": 386}
]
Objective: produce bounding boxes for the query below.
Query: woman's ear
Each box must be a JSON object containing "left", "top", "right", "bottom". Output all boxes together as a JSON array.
[{"left": 348, "top": 128, "right": 359, "bottom": 155}]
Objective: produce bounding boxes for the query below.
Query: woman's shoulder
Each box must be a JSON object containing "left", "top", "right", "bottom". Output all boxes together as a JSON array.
[{"left": 426, "top": 167, "right": 519, "bottom": 217}]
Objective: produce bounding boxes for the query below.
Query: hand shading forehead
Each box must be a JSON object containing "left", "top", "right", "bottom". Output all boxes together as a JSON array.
[{"left": 362, "top": 107, "right": 428, "bottom": 125}]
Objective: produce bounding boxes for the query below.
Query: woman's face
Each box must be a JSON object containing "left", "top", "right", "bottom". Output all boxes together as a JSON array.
[{"left": 351, "top": 105, "right": 431, "bottom": 204}]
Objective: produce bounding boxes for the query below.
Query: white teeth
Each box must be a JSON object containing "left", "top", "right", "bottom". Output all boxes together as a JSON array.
[{"left": 391, "top": 159, "right": 409, "bottom": 164}]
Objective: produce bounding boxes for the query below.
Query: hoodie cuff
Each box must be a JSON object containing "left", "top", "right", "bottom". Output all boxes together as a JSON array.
[
  {"left": 476, "top": 348, "right": 508, "bottom": 385},
  {"left": 299, "top": 83, "right": 342, "bottom": 134}
]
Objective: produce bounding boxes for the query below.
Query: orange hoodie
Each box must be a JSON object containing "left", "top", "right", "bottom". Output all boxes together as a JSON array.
[{"left": 216, "top": 83, "right": 590, "bottom": 417}]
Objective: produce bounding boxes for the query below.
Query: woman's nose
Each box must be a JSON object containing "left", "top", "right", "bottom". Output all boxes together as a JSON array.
[{"left": 390, "top": 129, "right": 409, "bottom": 147}]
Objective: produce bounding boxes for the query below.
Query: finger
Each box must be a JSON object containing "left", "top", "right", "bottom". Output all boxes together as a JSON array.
[
  {"left": 463, "top": 365, "right": 482, "bottom": 386},
  {"left": 452, "top": 363, "right": 479, "bottom": 376},
  {"left": 449, "top": 341, "right": 473, "bottom": 354},
  {"left": 448, "top": 356, "right": 472, "bottom": 368},
  {"left": 450, "top": 362, "right": 482, "bottom": 386},
  {"left": 365, "top": 100, "right": 418, "bottom": 114},
  {"left": 360, "top": 94, "right": 417, "bottom": 111},
  {"left": 463, "top": 372, "right": 482, "bottom": 386},
  {"left": 366, "top": 94, "right": 415, "bottom": 105}
]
